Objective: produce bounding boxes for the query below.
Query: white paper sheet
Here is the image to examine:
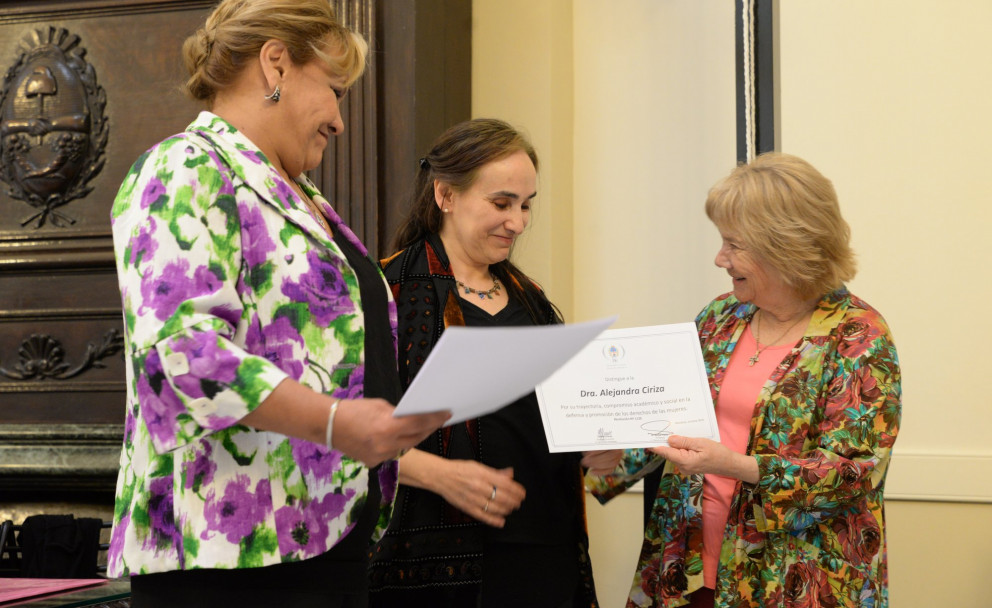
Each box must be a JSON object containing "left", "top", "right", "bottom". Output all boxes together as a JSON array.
[
  {"left": 535, "top": 323, "right": 720, "bottom": 451},
  {"left": 393, "top": 316, "right": 617, "bottom": 425}
]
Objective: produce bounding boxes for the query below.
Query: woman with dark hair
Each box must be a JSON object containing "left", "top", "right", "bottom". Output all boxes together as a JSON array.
[
  {"left": 107, "top": 1, "right": 448, "bottom": 605},
  {"left": 368, "top": 118, "right": 620, "bottom": 608}
]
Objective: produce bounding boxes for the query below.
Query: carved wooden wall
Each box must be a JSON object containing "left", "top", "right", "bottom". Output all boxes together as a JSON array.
[
  {"left": 0, "top": 0, "right": 470, "bottom": 511},
  {"left": 0, "top": 1, "right": 216, "bottom": 501}
]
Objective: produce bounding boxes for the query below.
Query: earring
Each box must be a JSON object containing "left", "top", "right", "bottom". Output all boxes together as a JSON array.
[
  {"left": 264, "top": 85, "right": 281, "bottom": 102},
  {"left": 442, "top": 208, "right": 450, "bottom": 213}
]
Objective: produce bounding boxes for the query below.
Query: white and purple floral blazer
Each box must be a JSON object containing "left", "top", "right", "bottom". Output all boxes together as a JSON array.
[{"left": 107, "top": 112, "right": 398, "bottom": 576}]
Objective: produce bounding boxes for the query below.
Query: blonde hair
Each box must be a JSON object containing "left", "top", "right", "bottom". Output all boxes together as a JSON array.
[
  {"left": 182, "top": 0, "right": 368, "bottom": 102},
  {"left": 705, "top": 152, "right": 857, "bottom": 298}
]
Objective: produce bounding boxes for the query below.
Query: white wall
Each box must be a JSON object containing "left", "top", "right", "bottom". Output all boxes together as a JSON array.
[
  {"left": 473, "top": 0, "right": 576, "bottom": 319},
  {"left": 473, "top": 1, "right": 992, "bottom": 607},
  {"left": 778, "top": 0, "right": 992, "bottom": 493},
  {"left": 572, "top": 2, "right": 735, "bottom": 328},
  {"left": 571, "top": 4, "right": 735, "bottom": 605},
  {"left": 475, "top": 3, "right": 734, "bottom": 605},
  {"left": 776, "top": 3, "right": 992, "bottom": 605}
]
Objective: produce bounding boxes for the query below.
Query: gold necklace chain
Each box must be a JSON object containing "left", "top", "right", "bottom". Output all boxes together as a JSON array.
[{"left": 748, "top": 309, "right": 808, "bottom": 366}]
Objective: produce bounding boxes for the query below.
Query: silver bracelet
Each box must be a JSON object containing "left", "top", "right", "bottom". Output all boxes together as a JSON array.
[{"left": 325, "top": 399, "right": 340, "bottom": 450}]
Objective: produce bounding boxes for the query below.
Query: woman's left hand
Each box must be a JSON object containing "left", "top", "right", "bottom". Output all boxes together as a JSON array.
[
  {"left": 650, "top": 435, "right": 758, "bottom": 484},
  {"left": 581, "top": 449, "right": 623, "bottom": 476}
]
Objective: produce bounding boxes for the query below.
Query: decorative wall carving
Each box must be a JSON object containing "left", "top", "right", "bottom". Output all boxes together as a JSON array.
[
  {"left": 0, "top": 0, "right": 469, "bottom": 505},
  {"left": 0, "top": 27, "right": 108, "bottom": 229},
  {"left": 0, "top": 329, "right": 122, "bottom": 381}
]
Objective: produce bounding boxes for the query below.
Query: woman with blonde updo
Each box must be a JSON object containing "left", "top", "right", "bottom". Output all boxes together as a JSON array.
[{"left": 106, "top": 1, "right": 448, "bottom": 605}]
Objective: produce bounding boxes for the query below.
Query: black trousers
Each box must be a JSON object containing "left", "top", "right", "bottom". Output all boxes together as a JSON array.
[
  {"left": 369, "top": 542, "right": 580, "bottom": 608},
  {"left": 130, "top": 552, "right": 368, "bottom": 608},
  {"left": 369, "top": 584, "right": 576, "bottom": 608}
]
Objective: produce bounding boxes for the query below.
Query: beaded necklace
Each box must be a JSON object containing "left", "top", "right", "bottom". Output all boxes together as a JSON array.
[{"left": 456, "top": 275, "right": 502, "bottom": 300}]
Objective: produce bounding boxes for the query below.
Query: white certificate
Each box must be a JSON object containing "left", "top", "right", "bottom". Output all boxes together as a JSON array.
[
  {"left": 393, "top": 316, "right": 617, "bottom": 425},
  {"left": 535, "top": 323, "right": 719, "bottom": 452}
]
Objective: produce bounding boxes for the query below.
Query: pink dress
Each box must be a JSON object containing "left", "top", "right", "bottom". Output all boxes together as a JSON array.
[{"left": 701, "top": 323, "right": 791, "bottom": 589}]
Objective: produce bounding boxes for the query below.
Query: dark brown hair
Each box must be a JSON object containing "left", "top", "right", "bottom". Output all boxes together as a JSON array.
[{"left": 392, "top": 118, "right": 559, "bottom": 324}]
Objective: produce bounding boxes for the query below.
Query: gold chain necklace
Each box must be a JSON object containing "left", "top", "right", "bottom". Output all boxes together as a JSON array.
[
  {"left": 456, "top": 275, "right": 501, "bottom": 300},
  {"left": 748, "top": 309, "right": 808, "bottom": 366}
]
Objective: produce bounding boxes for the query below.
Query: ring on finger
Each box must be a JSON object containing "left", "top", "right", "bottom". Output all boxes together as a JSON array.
[
  {"left": 483, "top": 499, "right": 492, "bottom": 513},
  {"left": 490, "top": 485, "right": 497, "bottom": 501}
]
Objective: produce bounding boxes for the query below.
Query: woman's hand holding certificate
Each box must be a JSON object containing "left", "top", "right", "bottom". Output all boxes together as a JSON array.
[{"left": 649, "top": 435, "right": 759, "bottom": 484}]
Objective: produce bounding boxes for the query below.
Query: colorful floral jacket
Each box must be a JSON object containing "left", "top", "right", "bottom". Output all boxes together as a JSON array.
[
  {"left": 107, "top": 112, "right": 398, "bottom": 576},
  {"left": 589, "top": 288, "right": 901, "bottom": 608}
]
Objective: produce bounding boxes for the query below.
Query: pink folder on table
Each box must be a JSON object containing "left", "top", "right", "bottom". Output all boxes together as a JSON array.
[{"left": 0, "top": 578, "right": 107, "bottom": 604}]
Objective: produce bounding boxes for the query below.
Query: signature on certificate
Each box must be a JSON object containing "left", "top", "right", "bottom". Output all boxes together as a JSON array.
[{"left": 640, "top": 420, "right": 673, "bottom": 439}]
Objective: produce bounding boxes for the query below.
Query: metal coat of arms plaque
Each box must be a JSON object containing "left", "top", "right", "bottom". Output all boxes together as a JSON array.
[{"left": 0, "top": 27, "right": 108, "bottom": 229}]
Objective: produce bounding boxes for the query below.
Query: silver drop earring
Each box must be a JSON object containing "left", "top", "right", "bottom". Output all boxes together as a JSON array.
[{"left": 264, "top": 85, "right": 281, "bottom": 102}]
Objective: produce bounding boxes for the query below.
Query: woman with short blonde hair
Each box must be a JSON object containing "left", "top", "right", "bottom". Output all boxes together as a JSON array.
[
  {"left": 593, "top": 153, "right": 900, "bottom": 608},
  {"left": 704, "top": 152, "right": 857, "bottom": 299}
]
